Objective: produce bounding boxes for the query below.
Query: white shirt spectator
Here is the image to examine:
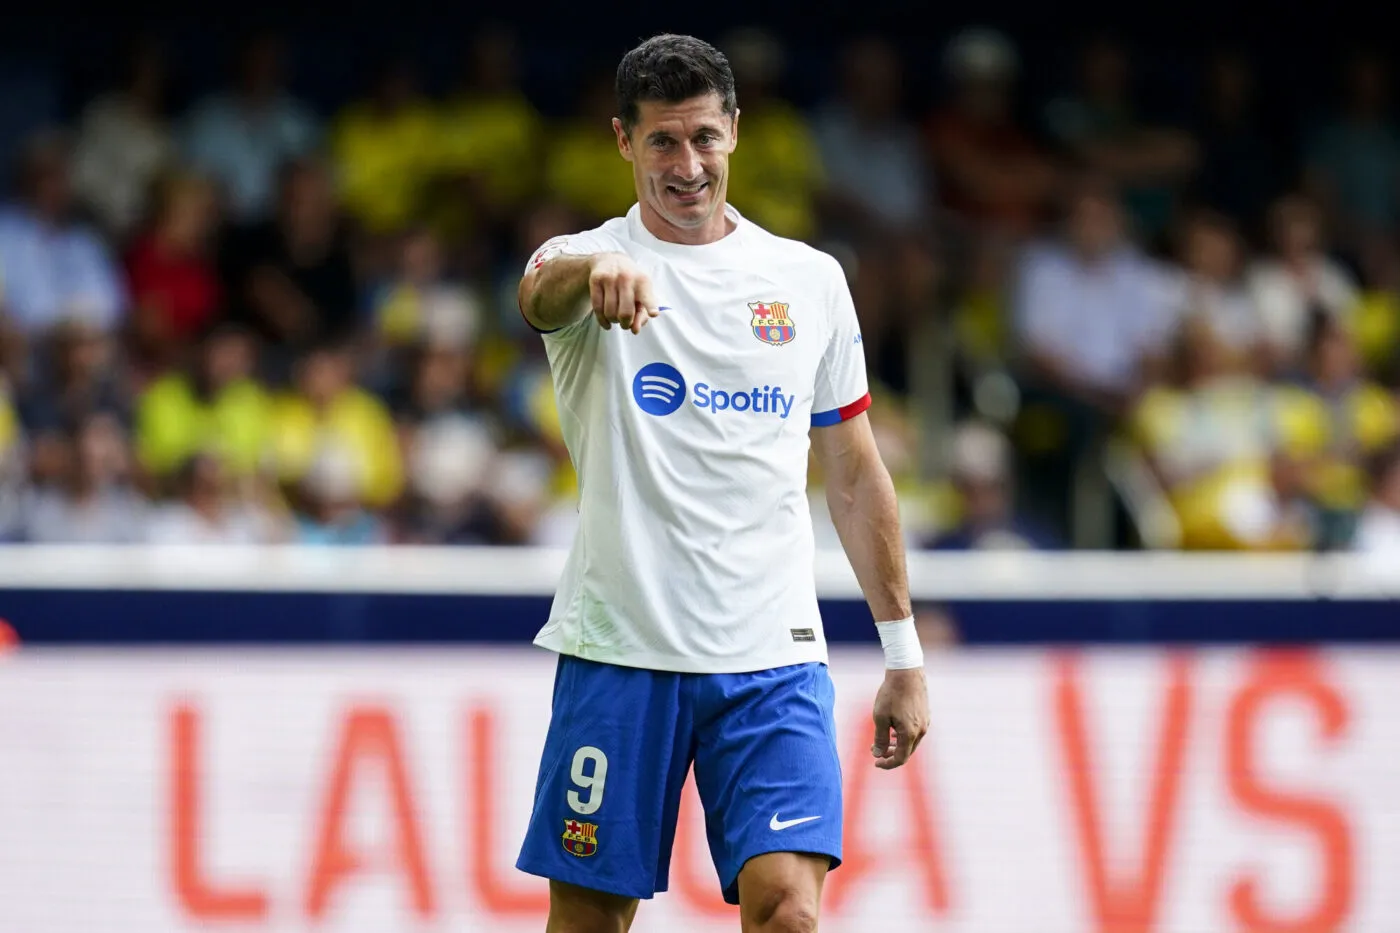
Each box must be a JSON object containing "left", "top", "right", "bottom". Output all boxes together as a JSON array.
[
  {"left": 70, "top": 92, "right": 174, "bottom": 239},
  {"left": 20, "top": 486, "right": 146, "bottom": 543},
  {"left": 1354, "top": 502, "right": 1400, "bottom": 554},
  {"left": 181, "top": 94, "right": 319, "bottom": 221},
  {"left": 144, "top": 502, "right": 277, "bottom": 545},
  {"left": 0, "top": 207, "right": 126, "bottom": 334},
  {"left": 1247, "top": 256, "right": 1357, "bottom": 359},
  {"left": 1015, "top": 241, "right": 1176, "bottom": 395},
  {"left": 1160, "top": 270, "right": 1263, "bottom": 355}
]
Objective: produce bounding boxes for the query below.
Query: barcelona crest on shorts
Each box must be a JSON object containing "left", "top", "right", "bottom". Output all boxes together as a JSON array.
[
  {"left": 562, "top": 819, "right": 599, "bottom": 857},
  {"left": 750, "top": 301, "right": 795, "bottom": 346}
]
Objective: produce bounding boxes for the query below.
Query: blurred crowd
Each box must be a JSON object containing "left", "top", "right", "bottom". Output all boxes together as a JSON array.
[{"left": 2, "top": 25, "right": 1400, "bottom": 553}]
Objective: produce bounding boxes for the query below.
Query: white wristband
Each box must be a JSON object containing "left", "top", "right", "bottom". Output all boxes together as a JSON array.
[{"left": 875, "top": 616, "right": 924, "bottom": 670}]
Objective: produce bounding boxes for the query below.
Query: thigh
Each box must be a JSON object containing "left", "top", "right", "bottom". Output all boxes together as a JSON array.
[
  {"left": 517, "top": 655, "right": 694, "bottom": 901},
  {"left": 692, "top": 663, "right": 844, "bottom": 905},
  {"left": 547, "top": 879, "right": 640, "bottom": 933}
]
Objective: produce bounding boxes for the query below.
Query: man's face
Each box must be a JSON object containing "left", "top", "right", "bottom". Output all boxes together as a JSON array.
[
  {"left": 1068, "top": 193, "right": 1121, "bottom": 258},
  {"left": 614, "top": 93, "right": 738, "bottom": 236}
]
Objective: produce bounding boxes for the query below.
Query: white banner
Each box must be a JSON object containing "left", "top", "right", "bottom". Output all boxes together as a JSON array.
[{"left": 0, "top": 647, "right": 1397, "bottom": 933}]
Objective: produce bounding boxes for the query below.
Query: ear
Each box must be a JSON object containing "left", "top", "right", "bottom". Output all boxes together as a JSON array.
[
  {"left": 729, "top": 108, "right": 740, "bottom": 153},
  {"left": 612, "top": 117, "right": 634, "bottom": 163}
]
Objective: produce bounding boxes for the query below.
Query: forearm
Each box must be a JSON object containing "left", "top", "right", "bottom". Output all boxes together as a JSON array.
[
  {"left": 519, "top": 255, "right": 594, "bottom": 331},
  {"left": 826, "top": 458, "right": 912, "bottom": 622}
]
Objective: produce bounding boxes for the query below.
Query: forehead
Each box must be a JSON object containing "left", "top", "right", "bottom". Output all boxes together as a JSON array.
[{"left": 633, "top": 93, "right": 730, "bottom": 134}]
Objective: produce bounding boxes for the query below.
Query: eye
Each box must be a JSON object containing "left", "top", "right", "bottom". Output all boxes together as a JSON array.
[{"left": 696, "top": 133, "right": 717, "bottom": 146}]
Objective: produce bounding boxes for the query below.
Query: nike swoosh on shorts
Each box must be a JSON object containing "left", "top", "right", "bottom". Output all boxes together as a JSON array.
[{"left": 769, "top": 814, "right": 822, "bottom": 831}]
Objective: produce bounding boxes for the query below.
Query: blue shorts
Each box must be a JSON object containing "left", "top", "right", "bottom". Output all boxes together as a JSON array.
[{"left": 516, "top": 655, "right": 843, "bottom": 904}]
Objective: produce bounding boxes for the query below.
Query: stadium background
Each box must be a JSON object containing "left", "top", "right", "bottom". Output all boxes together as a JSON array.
[{"left": 1, "top": 6, "right": 1399, "bottom": 932}]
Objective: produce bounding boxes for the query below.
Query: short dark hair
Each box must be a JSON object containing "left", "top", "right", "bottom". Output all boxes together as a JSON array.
[{"left": 615, "top": 34, "right": 737, "bottom": 134}]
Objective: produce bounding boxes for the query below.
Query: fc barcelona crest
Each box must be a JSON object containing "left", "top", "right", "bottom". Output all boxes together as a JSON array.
[
  {"left": 562, "top": 819, "right": 599, "bottom": 857},
  {"left": 750, "top": 301, "right": 796, "bottom": 346}
]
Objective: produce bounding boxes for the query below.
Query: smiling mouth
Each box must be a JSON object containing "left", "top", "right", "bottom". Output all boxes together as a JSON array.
[{"left": 667, "top": 182, "right": 708, "bottom": 199}]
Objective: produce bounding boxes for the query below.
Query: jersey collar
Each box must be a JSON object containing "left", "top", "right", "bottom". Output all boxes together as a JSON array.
[{"left": 626, "top": 203, "right": 748, "bottom": 261}]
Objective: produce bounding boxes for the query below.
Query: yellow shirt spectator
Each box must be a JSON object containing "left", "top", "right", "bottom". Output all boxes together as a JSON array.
[
  {"left": 436, "top": 92, "right": 543, "bottom": 211},
  {"left": 545, "top": 121, "right": 638, "bottom": 224},
  {"left": 726, "top": 100, "right": 824, "bottom": 242},
  {"left": 1273, "top": 382, "right": 1399, "bottom": 510},
  {"left": 1130, "top": 378, "right": 1289, "bottom": 550},
  {"left": 332, "top": 99, "right": 440, "bottom": 233},
  {"left": 0, "top": 381, "right": 16, "bottom": 457},
  {"left": 136, "top": 374, "right": 272, "bottom": 479},
  {"left": 269, "top": 387, "right": 404, "bottom": 509}
]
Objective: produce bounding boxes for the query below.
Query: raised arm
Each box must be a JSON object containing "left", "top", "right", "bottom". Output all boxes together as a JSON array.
[{"left": 519, "top": 251, "right": 661, "bottom": 335}]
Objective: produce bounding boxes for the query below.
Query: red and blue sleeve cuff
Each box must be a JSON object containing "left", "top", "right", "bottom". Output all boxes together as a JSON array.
[{"left": 810, "top": 392, "right": 871, "bottom": 427}]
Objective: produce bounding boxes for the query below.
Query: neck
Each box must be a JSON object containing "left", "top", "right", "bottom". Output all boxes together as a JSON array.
[{"left": 638, "top": 199, "right": 734, "bottom": 246}]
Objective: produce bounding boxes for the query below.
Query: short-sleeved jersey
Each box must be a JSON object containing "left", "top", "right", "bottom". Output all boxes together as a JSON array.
[{"left": 527, "top": 203, "right": 869, "bottom": 673}]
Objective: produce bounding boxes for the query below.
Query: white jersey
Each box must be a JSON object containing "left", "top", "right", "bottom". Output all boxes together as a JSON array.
[{"left": 527, "top": 203, "right": 870, "bottom": 674}]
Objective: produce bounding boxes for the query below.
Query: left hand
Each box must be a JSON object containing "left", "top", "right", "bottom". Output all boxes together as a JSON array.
[{"left": 870, "top": 667, "right": 929, "bottom": 770}]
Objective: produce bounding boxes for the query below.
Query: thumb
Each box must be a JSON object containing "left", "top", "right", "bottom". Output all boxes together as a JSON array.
[{"left": 871, "top": 713, "right": 893, "bottom": 760}]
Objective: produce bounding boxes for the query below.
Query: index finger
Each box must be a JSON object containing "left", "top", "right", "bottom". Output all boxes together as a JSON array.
[{"left": 634, "top": 276, "right": 661, "bottom": 318}]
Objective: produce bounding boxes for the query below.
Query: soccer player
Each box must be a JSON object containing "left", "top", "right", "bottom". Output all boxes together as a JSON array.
[{"left": 515, "top": 34, "right": 929, "bottom": 933}]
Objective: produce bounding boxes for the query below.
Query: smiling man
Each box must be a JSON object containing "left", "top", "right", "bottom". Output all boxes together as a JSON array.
[{"left": 515, "top": 34, "right": 928, "bottom": 933}]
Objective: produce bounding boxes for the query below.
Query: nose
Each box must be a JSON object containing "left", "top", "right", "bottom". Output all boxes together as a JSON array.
[{"left": 675, "top": 142, "right": 704, "bottom": 182}]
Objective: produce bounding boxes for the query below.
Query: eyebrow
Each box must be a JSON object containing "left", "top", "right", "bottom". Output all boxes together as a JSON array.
[{"left": 646, "top": 125, "right": 724, "bottom": 144}]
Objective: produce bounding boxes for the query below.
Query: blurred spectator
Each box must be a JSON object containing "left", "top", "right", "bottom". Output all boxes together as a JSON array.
[
  {"left": 182, "top": 31, "right": 319, "bottom": 223},
  {"left": 17, "top": 411, "right": 145, "bottom": 543},
  {"left": 1128, "top": 316, "right": 1301, "bottom": 550},
  {"left": 0, "top": 369, "right": 19, "bottom": 540},
  {"left": 269, "top": 340, "right": 403, "bottom": 510},
  {"left": 1247, "top": 194, "right": 1359, "bottom": 371},
  {"left": 1349, "top": 236, "right": 1400, "bottom": 378},
  {"left": 331, "top": 59, "right": 438, "bottom": 235},
  {"left": 1161, "top": 209, "right": 1263, "bottom": 372},
  {"left": 70, "top": 35, "right": 175, "bottom": 242},
  {"left": 1013, "top": 175, "right": 1175, "bottom": 538},
  {"left": 813, "top": 36, "right": 929, "bottom": 235},
  {"left": 291, "top": 441, "right": 387, "bottom": 545},
  {"left": 1042, "top": 35, "right": 1197, "bottom": 241},
  {"left": 432, "top": 25, "right": 544, "bottom": 242},
  {"left": 927, "top": 28, "right": 1057, "bottom": 237},
  {"left": 1015, "top": 175, "right": 1174, "bottom": 412},
  {"left": 220, "top": 156, "right": 358, "bottom": 369},
  {"left": 1305, "top": 49, "right": 1400, "bottom": 249},
  {"left": 1190, "top": 49, "right": 1282, "bottom": 233},
  {"left": 145, "top": 451, "right": 282, "bottom": 544},
  {"left": 125, "top": 170, "right": 224, "bottom": 376},
  {"left": 0, "top": 131, "right": 126, "bottom": 337},
  {"left": 484, "top": 446, "right": 561, "bottom": 545},
  {"left": 389, "top": 332, "right": 484, "bottom": 430},
  {"left": 135, "top": 323, "right": 270, "bottom": 483},
  {"left": 721, "top": 28, "right": 825, "bottom": 242},
  {"left": 947, "top": 231, "right": 1021, "bottom": 421},
  {"left": 396, "top": 412, "right": 501, "bottom": 544},
  {"left": 1353, "top": 441, "right": 1400, "bottom": 553},
  {"left": 1272, "top": 312, "right": 1398, "bottom": 546},
  {"left": 926, "top": 420, "right": 1059, "bottom": 550},
  {"left": 365, "top": 226, "right": 481, "bottom": 387},
  {"left": 18, "top": 321, "right": 128, "bottom": 466},
  {"left": 546, "top": 68, "right": 639, "bottom": 225}
]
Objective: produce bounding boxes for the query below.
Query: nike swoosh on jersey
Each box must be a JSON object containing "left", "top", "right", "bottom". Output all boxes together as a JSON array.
[{"left": 769, "top": 813, "right": 822, "bottom": 831}]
